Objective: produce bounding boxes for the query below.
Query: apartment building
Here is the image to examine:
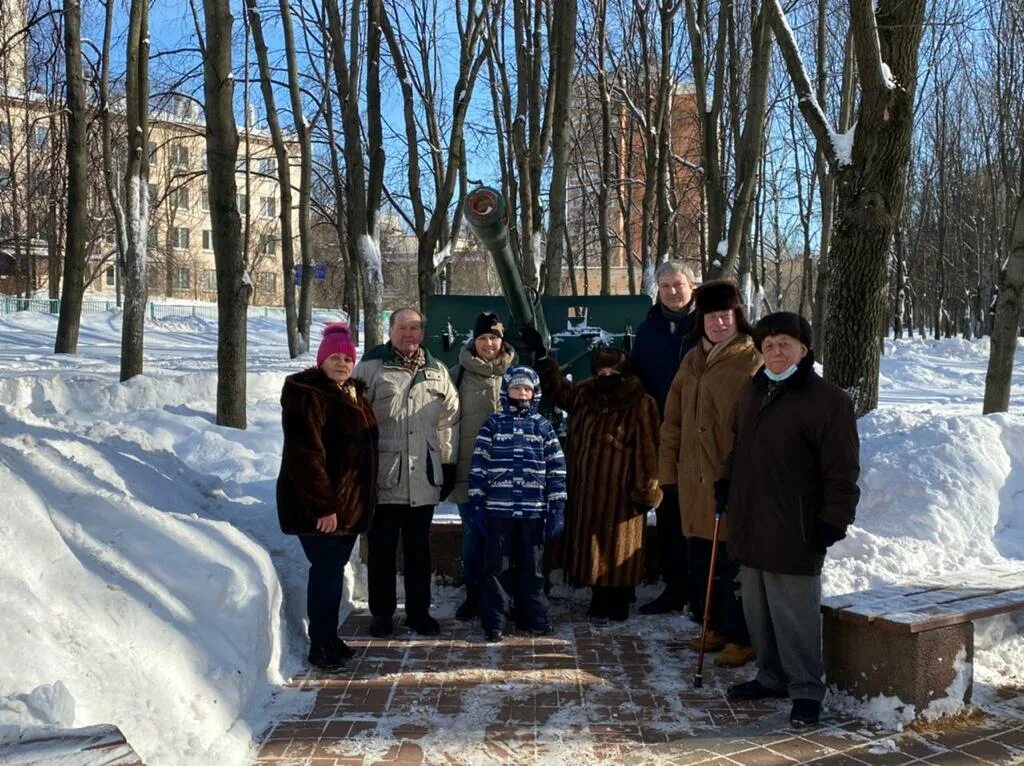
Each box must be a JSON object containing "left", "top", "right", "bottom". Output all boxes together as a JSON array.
[{"left": 566, "top": 79, "right": 704, "bottom": 294}]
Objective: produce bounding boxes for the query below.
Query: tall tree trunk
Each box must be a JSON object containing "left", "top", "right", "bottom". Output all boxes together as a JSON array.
[
  {"left": 246, "top": 0, "right": 299, "bottom": 357},
  {"left": 542, "top": 0, "right": 576, "bottom": 296},
  {"left": 54, "top": 0, "right": 88, "bottom": 354},
  {"left": 983, "top": 172, "right": 1024, "bottom": 413},
  {"left": 280, "top": 0, "right": 314, "bottom": 348},
  {"left": 120, "top": 0, "right": 149, "bottom": 381},
  {"left": 203, "top": 0, "right": 248, "bottom": 428}
]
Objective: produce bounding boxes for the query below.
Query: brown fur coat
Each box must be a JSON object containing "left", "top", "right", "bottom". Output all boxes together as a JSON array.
[
  {"left": 538, "top": 358, "right": 662, "bottom": 587},
  {"left": 276, "top": 367, "right": 379, "bottom": 535}
]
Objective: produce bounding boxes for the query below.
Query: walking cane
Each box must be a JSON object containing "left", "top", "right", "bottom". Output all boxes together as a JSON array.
[{"left": 693, "top": 511, "right": 723, "bottom": 689}]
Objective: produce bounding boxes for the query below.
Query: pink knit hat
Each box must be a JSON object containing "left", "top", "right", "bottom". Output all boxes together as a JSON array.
[{"left": 317, "top": 323, "right": 358, "bottom": 366}]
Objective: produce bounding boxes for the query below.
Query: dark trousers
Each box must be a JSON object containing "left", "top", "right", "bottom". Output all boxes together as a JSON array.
[
  {"left": 481, "top": 517, "right": 548, "bottom": 632},
  {"left": 367, "top": 504, "right": 435, "bottom": 620},
  {"left": 457, "top": 502, "right": 481, "bottom": 590},
  {"left": 298, "top": 534, "right": 358, "bottom": 650},
  {"left": 654, "top": 486, "right": 688, "bottom": 599},
  {"left": 688, "top": 537, "right": 750, "bottom": 645}
]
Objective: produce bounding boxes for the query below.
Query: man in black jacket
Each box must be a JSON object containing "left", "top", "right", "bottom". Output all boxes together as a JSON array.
[
  {"left": 720, "top": 312, "right": 860, "bottom": 726},
  {"left": 630, "top": 261, "right": 699, "bottom": 614}
]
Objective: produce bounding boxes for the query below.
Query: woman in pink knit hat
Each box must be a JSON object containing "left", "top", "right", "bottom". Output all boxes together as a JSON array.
[{"left": 277, "top": 323, "right": 378, "bottom": 672}]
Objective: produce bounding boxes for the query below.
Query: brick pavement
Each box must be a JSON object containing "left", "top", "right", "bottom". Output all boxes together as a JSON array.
[{"left": 255, "top": 603, "right": 1024, "bottom": 766}]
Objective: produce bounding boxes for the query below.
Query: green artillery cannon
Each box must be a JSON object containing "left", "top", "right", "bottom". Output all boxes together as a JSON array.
[{"left": 424, "top": 186, "right": 650, "bottom": 382}]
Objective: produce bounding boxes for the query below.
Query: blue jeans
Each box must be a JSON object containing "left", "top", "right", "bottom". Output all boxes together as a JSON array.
[
  {"left": 458, "top": 502, "right": 482, "bottom": 590},
  {"left": 298, "top": 534, "right": 357, "bottom": 650},
  {"left": 480, "top": 517, "right": 548, "bottom": 632}
]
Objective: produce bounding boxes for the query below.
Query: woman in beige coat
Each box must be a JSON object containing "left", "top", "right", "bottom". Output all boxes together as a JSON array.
[{"left": 659, "top": 280, "right": 762, "bottom": 668}]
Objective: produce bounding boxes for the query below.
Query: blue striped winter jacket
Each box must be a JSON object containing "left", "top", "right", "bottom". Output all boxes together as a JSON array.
[{"left": 468, "top": 366, "right": 567, "bottom": 528}]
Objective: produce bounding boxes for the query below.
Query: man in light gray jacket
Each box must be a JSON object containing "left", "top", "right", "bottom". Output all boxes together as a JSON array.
[{"left": 354, "top": 307, "right": 460, "bottom": 637}]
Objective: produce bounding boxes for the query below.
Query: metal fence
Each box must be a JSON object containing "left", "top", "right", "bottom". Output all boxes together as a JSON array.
[{"left": 0, "top": 296, "right": 290, "bottom": 320}]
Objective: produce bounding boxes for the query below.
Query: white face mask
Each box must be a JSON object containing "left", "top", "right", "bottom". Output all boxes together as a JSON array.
[{"left": 764, "top": 364, "right": 798, "bottom": 382}]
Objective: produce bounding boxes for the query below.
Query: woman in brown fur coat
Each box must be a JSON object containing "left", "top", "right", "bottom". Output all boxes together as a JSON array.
[
  {"left": 277, "top": 323, "right": 378, "bottom": 672},
  {"left": 520, "top": 330, "right": 663, "bottom": 621}
]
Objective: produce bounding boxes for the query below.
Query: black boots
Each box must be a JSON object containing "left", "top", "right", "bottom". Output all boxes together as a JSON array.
[
  {"left": 588, "top": 586, "right": 632, "bottom": 621},
  {"left": 455, "top": 588, "right": 480, "bottom": 621},
  {"left": 638, "top": 587, "right": 687, "bottom": 615}
]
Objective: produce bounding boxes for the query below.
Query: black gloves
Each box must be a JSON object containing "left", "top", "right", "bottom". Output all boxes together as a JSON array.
[
  {"left": 713, "top": 478, "right": 730, "bottom": 516},
  {"left": 440, "top": 464, "right": 456, "bottom": 501},
  {"left": 816, "top": 519, "right": 846, "bottom": 550},
  {"left": 517, "top": 326, "right": 548, "bottom": 360}
]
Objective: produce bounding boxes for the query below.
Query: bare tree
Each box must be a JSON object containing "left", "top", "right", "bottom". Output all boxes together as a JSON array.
[
  {"left": 202, "top": 0, "right": 248, "bottom": 428},
  {"left": 54, "top": 0, "right": 88, "bottom": 353},
  {"left": 768, "top": 0, "right": 927, "bottom": 414}
]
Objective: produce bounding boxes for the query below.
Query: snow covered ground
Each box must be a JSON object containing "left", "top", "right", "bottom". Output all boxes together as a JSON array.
[{"left": 0, "top": 311, "right": 1022, "bottom": 764}]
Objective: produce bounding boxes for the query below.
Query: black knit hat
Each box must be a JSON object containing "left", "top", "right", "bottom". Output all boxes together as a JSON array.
[
  {"left": 473, "top": 312, "right": 505, "bottom": 339},
  {"left": 694, "top": 280, "right": 742, "bottom": 314},
  {"left": 754, "top": 311, "right": 813, "bottom": 351}
]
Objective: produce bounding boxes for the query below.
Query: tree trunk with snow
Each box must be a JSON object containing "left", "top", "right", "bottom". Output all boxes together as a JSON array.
[
  {"left": 202, "top": 0, "right": 249, "bottom": 428},
  {"left": 245, "top": 0, "right": 299, "bottom": 358},
  {"left": 99, "top": 0, "right": 128, "bottom": 311},
  {"left": 54, "top": 0, "right": 89, "bottom": 355},
  {"left": 119, "top": 0, "right": 149, "bottom": 382},
  {"left": 769, "top": 0, "right": 926, "bottom": 415},
  {"left": 983, "top": 175, "right": 1024, "bottom": 414}
]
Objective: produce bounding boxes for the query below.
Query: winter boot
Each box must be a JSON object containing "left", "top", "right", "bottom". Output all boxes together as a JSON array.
[
  {"left": 688, "top": 629, "right": 726, "bottom": 653},
  {"left": 405, "top": 613, "right": 441, "bottom": 636},
  {"left": 714, "top": 643, "right": 756, "bottom": 668},
  {"left": 455, "top": 588, "right": 480, "bottom": 622},
  {"left": 308, "top": 644, "right": 346, "bottom": 672},
  {"left": 587, "top": 587, "right": 610, "bottom": 619},
  {"left": 727, "top": 679, "right": 788, "bottom": 701},
  {"left": 607, "top": 587, "right": 631, "bottom": 622},
  {"left": 639, "top": 587, "right": 687, "bottom": 615},
  {"left": 790, "top": 698, "right": 821, "bottom": 726}
]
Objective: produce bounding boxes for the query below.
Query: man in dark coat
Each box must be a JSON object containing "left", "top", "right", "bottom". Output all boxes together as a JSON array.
[
  {"left": 721, "top": 312, "right": 860, "bottom": 727},
  {"left": 630, "top": 261, "right": 699, "bottom": 615}
]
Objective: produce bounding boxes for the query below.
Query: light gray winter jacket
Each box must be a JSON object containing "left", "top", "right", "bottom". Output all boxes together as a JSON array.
[
  {"left": 448, "top": 343, "right": 516, "bottom": 504},
  {"left": 354, "top": 343, "right": 460, "bottom": 507}
]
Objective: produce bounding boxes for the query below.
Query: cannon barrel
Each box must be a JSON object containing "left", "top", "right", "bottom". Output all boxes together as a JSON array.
[{"left": 464, "top": 186, "right": 551, "bottom": 348}]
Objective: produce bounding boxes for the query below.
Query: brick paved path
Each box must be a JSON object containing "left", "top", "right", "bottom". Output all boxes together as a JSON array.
[{"left": 255, "top": 602, "right": 1024, "bottom": 766}]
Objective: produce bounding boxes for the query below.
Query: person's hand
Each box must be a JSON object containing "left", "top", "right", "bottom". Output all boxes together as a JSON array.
[
  {"left": 545, "top": 511, "right": 564, "bottom": 542},
  {"left": 316, "top": 514, "right": 338, "bottom": 533},
  {"left": 517, "top": 326, "right": 548, "bottom": 359},
  {"left": 713, "top": 478, "right": 730, "bottom": 516},
  {"left": 440, "top": 464, "right": 457, "bottom": 501},
  {"left": 816, "top": 519, "right": 846, "bottom": 551}
]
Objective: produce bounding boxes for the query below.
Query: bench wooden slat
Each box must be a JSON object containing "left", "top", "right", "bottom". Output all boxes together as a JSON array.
[
  {"left": 822, "top": 582, "right": 943, "bottom": 613},
  {"left": 871, "top": 587, "right": 1024, "bottom": 633},
  {"left": 838, "top": 585, "right": 1011, "bottom": 623}
]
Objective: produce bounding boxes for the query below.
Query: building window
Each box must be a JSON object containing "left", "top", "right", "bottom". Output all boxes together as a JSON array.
[
  {"left": 147, "top": 183, "right": 158, "bottom": 210},
  {"left": 236, "top": 193, "right": 249, "bottom": 215},
  {"left": 105, "top": 266, "right": 116, "bottom": 287},
  {"left": 0, "top": 169, "right": 10, "bottom": 189},
  {"left": 259, "top": 158, "right": 275, "bottom": 175},
  {"left": 171, "top": 227, "right": 190, "bottom": 249},
  {"left": 173, "top": 266, "right": 191, "bottom": 290},
  {"left": 32, "top": 126, "right": 47, "bottom": 149},
  {"left": 148, "top": 141, "right": 158, "bottom": 161},
  {"left": 203, "top": 269, "right": 217, "bottom": 291},
  {"left": 258, "top": 272, "right": 276, "bottom": 293},
  {"left": 170, "top": 144, "right": 189, "bottom": 168},
  {"left": 259, "top": 234, "right": 277, "bottom": 256},
  {"left": 173, "top": 187, "right": 189, "bottom": 210},
  {"left": 260, "top": 196, "right": 276, "bottom": 218},
  {"left": 202, "top": 229, "right": 213, "bottom": 251},
  {"left": 200, "top": 186, "right": 209, "bottom": 211},
  {"left": 0, "top": 124, "right": 10, "bottom": 147}
]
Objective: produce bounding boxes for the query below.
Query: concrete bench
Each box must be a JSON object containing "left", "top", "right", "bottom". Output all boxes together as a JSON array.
[
  {"left": 822, "top": 565, "right": 1024, "bottom": 714},
  {"left": 0, "top": 724, "right": 143, "bottom": 764}
]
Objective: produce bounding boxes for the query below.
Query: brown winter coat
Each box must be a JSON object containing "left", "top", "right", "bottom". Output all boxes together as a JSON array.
[
  {"left": 276, "top": 368, "right": 379, "bottom": 536},
  {"left": 726, "top": 356, "right": 860, "bottom": 576},
  {"left": 659, "top": 334, "right": 762, "bottom": 542},
  {"left": 537, "top": 357, "right": 663, "bottom": 587}
]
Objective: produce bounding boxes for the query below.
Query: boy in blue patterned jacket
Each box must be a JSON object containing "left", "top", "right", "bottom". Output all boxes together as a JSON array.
[{"left": 469, "top": 365, "right": 567, "bottom": 642}]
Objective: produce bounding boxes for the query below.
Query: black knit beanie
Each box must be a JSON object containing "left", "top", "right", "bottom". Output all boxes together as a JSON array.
[{"left": 473, "top": 312, "right": 505, "bottom": 339}]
